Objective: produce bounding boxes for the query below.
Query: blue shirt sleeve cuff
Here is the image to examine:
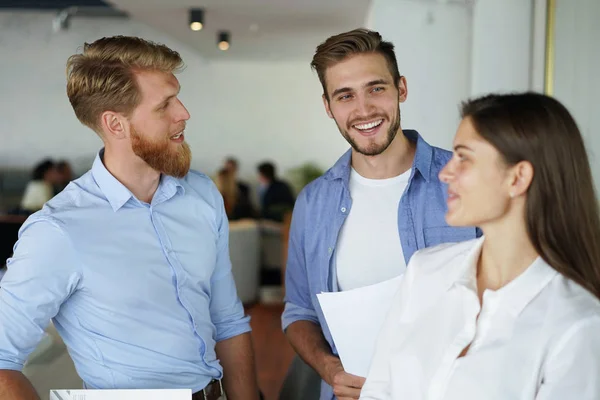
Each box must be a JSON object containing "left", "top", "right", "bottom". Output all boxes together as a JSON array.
[
  {"left": 282, "top": 302, "right": 319, "bottom": 331},
  {"left": 0, "top": 360, "right": 24, "bottom": 371},
  {"left": 215, "top": 314, "right": 252, "bottom": 342}
]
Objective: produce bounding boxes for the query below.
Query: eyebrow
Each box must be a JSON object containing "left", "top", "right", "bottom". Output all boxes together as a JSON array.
[
  {"left": 331, "top": 87, "right": 352, "bottom": 98},
  {"left": 365, "top": 79, "right": 389, "bottom": 87},
  {"left": 155, "top": 86, "right": 181, "bottom": 110},
  {"left": 453, "top": 144, "right": 475, "bottom": 152},
  {"left": 331, "top": 79, "right": 391, "bottom": 98}
]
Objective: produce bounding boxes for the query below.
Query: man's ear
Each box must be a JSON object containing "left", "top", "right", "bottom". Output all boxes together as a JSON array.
[
  {"left": 397, "top": 76, "right": 408, "bottom": 103},
  {"left": 322, "top": 94, "right": 334, "bottom": 119},
  {"left": 100, "top": 111, "right": 128, "bottom": 140}
]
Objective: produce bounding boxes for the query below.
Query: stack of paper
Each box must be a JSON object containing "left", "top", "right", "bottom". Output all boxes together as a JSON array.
[
  {"left": 317, "top": 275, "right": 403, "bottom": 377},
  {"left": 50, "top": 389, "right": 191, "bottom": 400}
]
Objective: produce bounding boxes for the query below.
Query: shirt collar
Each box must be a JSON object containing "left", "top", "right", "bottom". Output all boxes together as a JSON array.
[
  {"left": 92, "top": 149, "right": 133, "bottom": 212},
  {"left": 323, "top": 129, "right": 434, "bottom": 184},
  {"left": 495, "top": 257, "right": 557, "bottom": 317},
  {"left": 91, "top": 149, "right": 185, "bottom": 212},
  {"left": 452, "top": 237, "right": 558, "bottom": 317},
  {"left": 153, "top": 174, "right": 185, "bottom": 206},
  {"left": 452, "top": 237, "right": 485, "bottom": 291}
]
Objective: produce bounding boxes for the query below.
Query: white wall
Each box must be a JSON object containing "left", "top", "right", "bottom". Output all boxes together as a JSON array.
[
  {"left": 188, "top": 61, "right": 345, "bottom": 182},
  {"left": 0, "top": 12, "right": 342, "bottom": 183},
  {"left": 4, "top": 4, "right": 597, "bottom": 191},
  {"left": 470, "top": 0, "right": 533, "bottom": 96},
  {"left": 531, "top": 0, "right": 548, "bottom": 92},
  {"left": 553, "top": 0, "right": 600, "bottom": 191},
  {"left": 367, "top": 1, "right": 472, "bottom": 150}
]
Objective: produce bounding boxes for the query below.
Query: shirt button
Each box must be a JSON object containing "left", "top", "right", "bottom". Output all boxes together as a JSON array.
[
  {"left": 328, "top": 247, "right": 333, "bottom": 254},
  {"left": 341, "top": 207, "right": 347, "bottom": 213}
]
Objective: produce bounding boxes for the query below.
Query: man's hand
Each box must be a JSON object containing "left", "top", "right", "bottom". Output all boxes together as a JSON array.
[
  {"left": 285, "top": 321, "right": 366, "bottom": 398},
  {"left": 325, "top": 358, "right": 366, "bottom": 400}
]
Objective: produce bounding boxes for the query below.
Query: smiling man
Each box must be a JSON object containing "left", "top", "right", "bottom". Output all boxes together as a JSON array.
[
  {"left": 0, "top": 36, "right": 258, "bottom": 400},
  {"left": 282, "top": 29, "right": 479, "bottom": 400}
]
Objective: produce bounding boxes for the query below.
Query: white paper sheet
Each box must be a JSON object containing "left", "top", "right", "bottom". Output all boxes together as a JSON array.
[
  {"left": 317, "top": 275, "right": 403, "bottom": 377},
  {"left": 49, "top": 389, "right": 191, "bottom": 400}
]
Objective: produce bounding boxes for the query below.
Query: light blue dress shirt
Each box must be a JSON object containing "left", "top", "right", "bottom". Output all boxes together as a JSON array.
[{"left": 0, "top": 150, "right": 250, "bottom": 391}]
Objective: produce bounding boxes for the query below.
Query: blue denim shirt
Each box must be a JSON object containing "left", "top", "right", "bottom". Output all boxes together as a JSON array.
[{"left": 282, "top": 130, "right": 479, "bottom": 400}]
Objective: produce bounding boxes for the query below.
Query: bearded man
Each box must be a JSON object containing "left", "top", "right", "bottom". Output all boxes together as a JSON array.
[
  {"left": 0, "top": 36, "right": 259, "bottom": 400},
  {"left": 282, "top": 29, "right": 479, "bottom": 400}
]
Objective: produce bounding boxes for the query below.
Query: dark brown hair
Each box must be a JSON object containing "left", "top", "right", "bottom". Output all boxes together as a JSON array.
[
  {"left": 311, "top": 28, "right": 400, "bottom": 100},
  {"left": 258, "top": 162, "right": 276, "bottom": 181},
  {"left": 462, "top": 92, "right": 600, "bottom": 299}
]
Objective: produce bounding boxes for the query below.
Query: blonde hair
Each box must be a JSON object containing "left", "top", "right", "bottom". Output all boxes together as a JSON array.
[{"left": 66, "top": 36, "right": 184, "bottom": 133}]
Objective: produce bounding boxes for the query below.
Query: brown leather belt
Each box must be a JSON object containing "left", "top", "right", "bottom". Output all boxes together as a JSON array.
[{"left": 192, "top": 379, "right": 224, "bottom": 400}]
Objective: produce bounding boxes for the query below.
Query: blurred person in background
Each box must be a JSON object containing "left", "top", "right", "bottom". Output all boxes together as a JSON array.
[
  {"left": 257, "top": 161, "right": 295, "bottom": 222},
  {"left": 223, "top": 157, "right": 256, "bottom": 220},
  {"left": 223, "top": 157, "right": 250, "bottom": 199},
  {"left": 215, "top": 168, "right": 239, "bottom": 219},
  {"left": 54, "top": 159, "right": 74, "bottom": 193},
  {"left": 19, "top": 158, "right": 60, "bottom": 213}
]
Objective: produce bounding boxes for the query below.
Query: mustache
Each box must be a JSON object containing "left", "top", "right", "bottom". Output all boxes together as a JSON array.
[{"left": 347, "top": 114, "right": 387, "bottom": 129}]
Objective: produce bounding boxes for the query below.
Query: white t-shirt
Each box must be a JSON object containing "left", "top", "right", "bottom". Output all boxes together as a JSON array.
[{"left": 335, "top": 168, "right": 410, "bottom": 291}]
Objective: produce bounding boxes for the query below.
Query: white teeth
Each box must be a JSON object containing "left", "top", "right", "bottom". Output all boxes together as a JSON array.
[
  {"left": 171, "top": 131, "right": 183, "bottom": 139},
  {"left": 354, "top": 119, "right": 383, "bottom": 130}
]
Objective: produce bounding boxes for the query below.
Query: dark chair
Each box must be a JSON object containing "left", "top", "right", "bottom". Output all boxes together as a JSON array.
[{"left": 0, "top": 215, "right": 26, "bottom": 267}]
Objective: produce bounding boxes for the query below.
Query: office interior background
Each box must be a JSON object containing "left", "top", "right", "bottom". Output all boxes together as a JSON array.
[{"left": 0, "top": 0, "right": 598, "bottom": 399}]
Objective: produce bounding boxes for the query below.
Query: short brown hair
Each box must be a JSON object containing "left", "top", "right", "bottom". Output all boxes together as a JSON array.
[
  {"left": 311, "top": 28, "right": 400, "bottom": 100},
  {"left": 462, "top": 92, "right": 600, "bottom": 299},
  {"left": 66, "top": 36, "right": 184, "bottom": 133}
]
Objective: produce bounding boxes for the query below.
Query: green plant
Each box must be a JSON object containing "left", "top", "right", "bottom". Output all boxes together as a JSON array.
[{"left": 287, "top": 162, "right": 325, "bottom": 193}]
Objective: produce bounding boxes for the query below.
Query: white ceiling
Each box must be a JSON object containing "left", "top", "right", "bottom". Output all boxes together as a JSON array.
[{"left": 107, "top": 0, "right": 372, "bottom": 61}]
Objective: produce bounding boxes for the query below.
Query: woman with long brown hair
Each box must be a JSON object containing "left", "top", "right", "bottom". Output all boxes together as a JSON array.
[{"left": 361, "top": 92, "right": 600, "bottom": 400}]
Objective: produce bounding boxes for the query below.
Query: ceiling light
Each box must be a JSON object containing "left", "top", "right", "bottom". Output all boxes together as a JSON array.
[
  {"left": 218, "top": 31, "right": 230, "bottom": 51},
  {"left": 189, "top": 9, "right": 204, "bottom": 31}
]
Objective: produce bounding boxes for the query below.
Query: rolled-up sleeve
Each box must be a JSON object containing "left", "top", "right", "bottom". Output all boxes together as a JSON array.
[
  {"left": 281, "top": 191, "right": 318, "bottom": 331},
  {"left": 209, "top": 197, "right": 251, "bottom": 342},
  {"left": 0, "top": 218, "right": 81, "bottom": 371}
]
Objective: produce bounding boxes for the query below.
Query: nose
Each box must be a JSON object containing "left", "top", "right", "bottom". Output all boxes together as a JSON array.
[
  {"left": 355, "top": 94, "right": 375, "bottom": 117},
  {"left": 438, "top": 159, "right": 454, "bottom": 184},
  {"left": 175, "top": 98, "right": 191, "bottom": 122}
]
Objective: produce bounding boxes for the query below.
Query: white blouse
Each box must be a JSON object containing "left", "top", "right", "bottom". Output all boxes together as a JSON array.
[{"left": 361, "top": 238, "right": 600, "bottom": 400}]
